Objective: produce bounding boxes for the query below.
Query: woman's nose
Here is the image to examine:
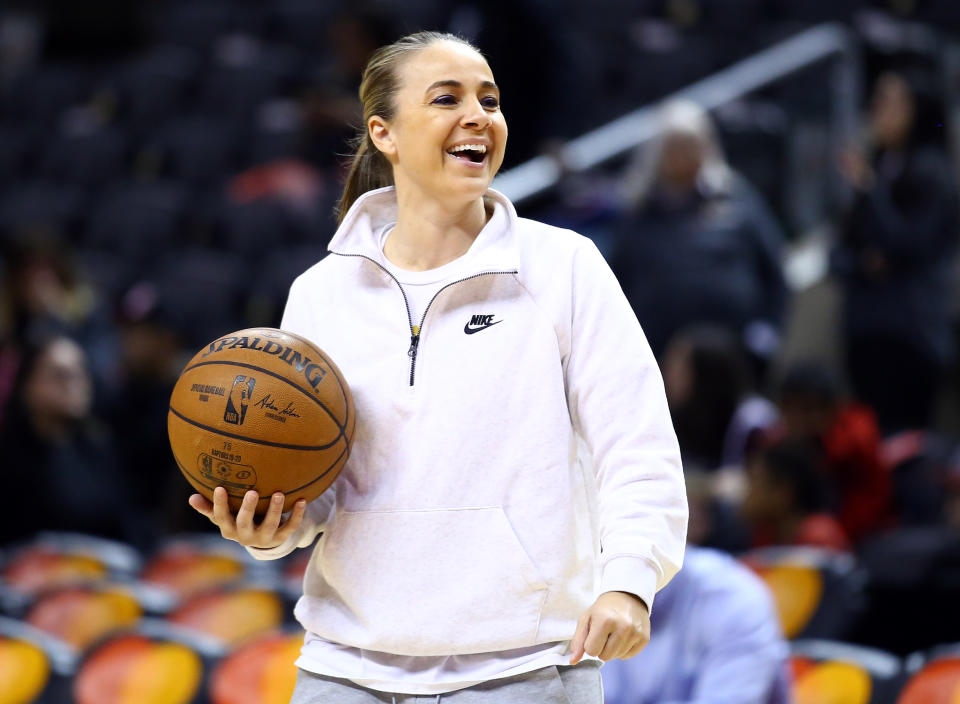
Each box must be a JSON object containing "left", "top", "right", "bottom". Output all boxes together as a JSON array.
[{"left": 460, "top": 100, "right": 491, "bottom": 129}]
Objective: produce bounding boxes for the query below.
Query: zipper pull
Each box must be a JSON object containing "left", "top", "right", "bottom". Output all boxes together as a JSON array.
[{"left": 408, "top": 325, "right": 421, "bottom": 358}]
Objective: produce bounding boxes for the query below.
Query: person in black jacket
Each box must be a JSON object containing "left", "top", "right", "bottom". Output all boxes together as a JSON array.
[
  {"left": 832, "top": 69, "right": 960, "bottom": 434},
  {"left": 0, "top": 334, "right": 137, "bottom": 547},
  {"left": 610, "top": 100, "right": 787, "bottom": 365}
]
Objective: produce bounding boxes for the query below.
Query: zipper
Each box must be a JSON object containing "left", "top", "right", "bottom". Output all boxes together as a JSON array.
[
  {"left": 331, "top": 251, "right": 516, "bottom": 386},
  {"left": 407, "top": 269, "right": 517, "bottom": 385}
]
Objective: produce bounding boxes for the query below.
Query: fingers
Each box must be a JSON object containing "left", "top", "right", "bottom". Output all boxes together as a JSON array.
[
  {"left": 188, "top": 493, "right": 213, "bottom": 519},
  {"left": 582, "top": 618, "right": 612, "bottom": 660},
  {"left": 275, "top": 499, "right": 307, "bottom": 542},
  {"left": 258, "top": 492, "right": 286, "bottom": 536},
  {"left": 568, "top": 613, "right": 589, "bottom": 665},
  {"left": 623, "top": 636, "right": 650, "bottom": 659},
  {"left": 234, "top": 490, "right": 259, "bottom": 535}
]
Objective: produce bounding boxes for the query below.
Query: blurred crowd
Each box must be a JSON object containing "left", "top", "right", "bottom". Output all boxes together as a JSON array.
[{"left": 3, "top": 0, "right": 960, "bottom": 702}]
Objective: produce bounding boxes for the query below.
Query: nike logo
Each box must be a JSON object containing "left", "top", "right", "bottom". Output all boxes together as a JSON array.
[{"left": 464, "top": 314, "right": 502, "bottom": 334}]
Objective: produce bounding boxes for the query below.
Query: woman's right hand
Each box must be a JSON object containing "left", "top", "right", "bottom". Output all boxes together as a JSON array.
[{"left": 188, "top": 487, "right": 307, "bottom": 549}]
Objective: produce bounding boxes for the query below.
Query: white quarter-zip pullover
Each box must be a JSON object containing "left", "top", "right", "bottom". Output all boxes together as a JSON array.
[{"left": 248, "top": 186, "right": 687, "bottom": 689}]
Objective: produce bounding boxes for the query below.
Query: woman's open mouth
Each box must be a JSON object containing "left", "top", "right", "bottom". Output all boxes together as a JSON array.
[{"left": 446, "top": 143, "right": 488, "bottom": 167}]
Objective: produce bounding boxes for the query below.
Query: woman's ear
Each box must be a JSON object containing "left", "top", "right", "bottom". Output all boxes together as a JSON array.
[{"left": 368, "top": 116, "right": 397, "bottom": 162}]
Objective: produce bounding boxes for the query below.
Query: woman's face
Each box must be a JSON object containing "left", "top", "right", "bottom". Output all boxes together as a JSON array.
[
  {"left": 370, "top": 41, "right": 507, "bottom": 205},
  {"left": 870, "top": 73, "right": 914, "bottom": 148},
  {"left": 24, "top": 338, "right": 92, "bottom": 426}
]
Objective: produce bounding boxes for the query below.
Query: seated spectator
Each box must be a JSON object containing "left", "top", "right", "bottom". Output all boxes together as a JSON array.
[
  {"left": 0, "top": 334, "right": 137, "bottom": 546},
  {"left": 601, "top": 545, "right": 790, "bottom": 704},
  {"left": 0, "top": 235, "right": 120, "bottom": 414},
  {"left": 106, "top": 284, "right": 212, "bottom": 543},
  {"left": 742, "top": 439, "right": 851, "bottom": 551},
  {"left": 832, "top": 68, "right": 959, "bottom": 434},
  {"left": 775, "top": 363, "right": 892, "bottom": 544},
  {"left": 610, "top": 99, "right": 787, "bottom": 362},
  {"left": 661, "top": 325, "right": 778, "bottom": 472}
]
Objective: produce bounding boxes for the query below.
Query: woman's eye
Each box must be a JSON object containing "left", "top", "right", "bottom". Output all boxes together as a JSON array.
[
  {"left": 432, "top": 95, "right": 457, "bottom": 105},
  {"left": 482, "top": 97, "right": 500, "bottom": 109}
]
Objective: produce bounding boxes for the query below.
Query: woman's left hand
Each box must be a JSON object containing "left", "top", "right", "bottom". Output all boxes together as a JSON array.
[{"left": 569, "top": 591, "right": 651, "bottom": 664}]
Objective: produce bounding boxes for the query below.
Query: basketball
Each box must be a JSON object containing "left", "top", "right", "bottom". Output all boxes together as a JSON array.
[{"left": 168, "top": 327, "right": 355, "bottom": 515}]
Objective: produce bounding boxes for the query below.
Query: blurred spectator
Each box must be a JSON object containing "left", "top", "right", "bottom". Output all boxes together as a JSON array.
[
  {"left": 610, "top": 99, "right": 787, "bottom": 363},
  {"left": 742, "top": 438, "right": 851, "bottom": 551},
  {"left": 832, "top": 68, "right": 960, "bottom": 435},
  {"left": 0, "top": 334, "right": 137, "bottom": 546},
  {"left": 661, "top": 325, "right": 779, "bottom": 472},
  {"left": 299, "top": 10, "right": 395, "bottom": 170},
  {"left": 775, "top": 363, "right": 892, "bottom": 544},
  {"left": 601, "top": 545, "right": 791, "bottom": 704},
  {"left": 0, "top": 236, "right": 120, "bottom": 412},
  {"left": 105, "top": 283, "right": 210, "bottom": 542}
]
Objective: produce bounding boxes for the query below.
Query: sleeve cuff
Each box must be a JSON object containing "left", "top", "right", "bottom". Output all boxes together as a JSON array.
[
  {"left": 599, "top": 555, "right": 662, "bottom": 612},
  {"left": 244, "top": 539, "right": 299, "bottom": 561}
]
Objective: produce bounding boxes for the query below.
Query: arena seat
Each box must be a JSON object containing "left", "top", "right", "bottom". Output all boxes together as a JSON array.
[
  {"left": 0, "top": 65, "right": 96, "bottom": 126},
  {"left": 196, "top": 40, "right": 300, "bottom": 119},
  {"left": 0, "top": 123, "right": 38, "bottom": 186},
  {"left": 152, "top": 246, "right": 250, "bottom": 347},
  {"left": 147, "top": 115, "right": 241, "bottom": 186},
  {"left": 790, "top": 639, "right": 903, "bottom": 704},
  {"left": 897, "top": 645, "right": 960, "bottom": 704},
  {"left": 741, "top": 546, "right": 867, "bottom": 641},
  {"left": 0, "top": 533, "right": 141, "bottom": 607},
  {"left": 25, "top": 586, "right": 143, "bottom": 651},
  {"left": 166, "top": 588, "right": 284, "bottom": 647},
  {"left": 209, "top": 630, "right": 305, "bottom": 704},
  {"left": 0, "top": 181, "right": 85, "bottom": 239},
  {"left": 109, "top": 45, "right": 201, "bottom": 125},
  {"left": 139, "top": 537, "right": 251, "bottom": 602},
  {"left": 0, "top": 616, "right": 75, "bottom": 704},
  {"left": 71, "top": 621, "right": 224, "bottom": 704},
  {"left": 83, "top": 179, "right": 188, "bottom": 265},
  {"left": 36, "top": 126, "right": 130, "bottom": 190}
]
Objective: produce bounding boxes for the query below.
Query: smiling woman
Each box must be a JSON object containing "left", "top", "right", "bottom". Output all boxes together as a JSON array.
[{"left": 189, "top": 31, "right": 688, "bottom": 704}]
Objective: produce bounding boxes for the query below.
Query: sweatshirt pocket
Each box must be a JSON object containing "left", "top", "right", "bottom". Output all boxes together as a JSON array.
[{"left": 317, "top": 506, "right": 549, "bottom": 656}]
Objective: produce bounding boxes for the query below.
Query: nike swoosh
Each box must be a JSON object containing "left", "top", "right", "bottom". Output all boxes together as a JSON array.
[{"left": 464, "top": 320, "right": 502, "bottom": 335}]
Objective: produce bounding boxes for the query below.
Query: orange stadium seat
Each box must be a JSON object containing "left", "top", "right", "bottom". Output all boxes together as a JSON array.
[
  {"left": 25, "top": 586, "right": 142, "bottom": 651},
  {"left": 71, "top": 622, "right": 225, "bottom": 704},
  {"left": 790, "top": 639, "right": 903, "bottom": 704},
  {"left": 140, "top": 538, "right": 249, "bottom": 602},
  {"left": 897, "top": 648, "right": 960, "bottom": 704},
  {"left": 166, "top": 587, "right": 284, "bottom": 647},
  {"left": 209, "top": 630, "right": 305, "bottom": 704},
  {"left": 741, "top": 546, "right": 866, "bottom": 640}
]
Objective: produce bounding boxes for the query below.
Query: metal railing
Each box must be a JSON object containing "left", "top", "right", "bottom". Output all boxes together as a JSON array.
[{"left": 493, "top": 22, "right": 861, "bottom": 207}]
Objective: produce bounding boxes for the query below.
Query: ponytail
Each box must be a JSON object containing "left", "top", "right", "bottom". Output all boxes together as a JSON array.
[
  {"left": 335, "top": 31, "right": 481, "bottom": 224},
  {"left": 336, "top": 132, "right": 394, "bottom": 225}
]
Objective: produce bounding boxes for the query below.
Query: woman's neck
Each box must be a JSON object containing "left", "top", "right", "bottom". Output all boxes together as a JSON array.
[{"left": 384, "top": 188, "right": 490, "bottom": 271}]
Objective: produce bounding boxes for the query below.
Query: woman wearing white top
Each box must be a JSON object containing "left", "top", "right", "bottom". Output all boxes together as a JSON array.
[{"left": 189, "top": 31, "right": 687, "bottom": 703}]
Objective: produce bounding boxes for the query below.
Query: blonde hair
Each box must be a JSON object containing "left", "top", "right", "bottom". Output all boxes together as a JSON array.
[{"left": 336, "top": 31, "right": 482, "bottom": 224}]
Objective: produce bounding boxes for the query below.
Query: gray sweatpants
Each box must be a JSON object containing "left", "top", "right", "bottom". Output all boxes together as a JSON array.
[{"left": 289, "top": 662, "right": 603, "bottom": 703}]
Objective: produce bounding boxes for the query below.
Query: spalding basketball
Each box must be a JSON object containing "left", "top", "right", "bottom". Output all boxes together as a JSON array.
[{"left": 168, "top": 328, "right": 355, "bottom": 515}]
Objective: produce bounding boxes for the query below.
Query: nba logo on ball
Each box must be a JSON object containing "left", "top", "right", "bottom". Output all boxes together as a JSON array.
[
  {"left": 168, "top": 328, "right": 356, "bottom": 515},
  {"left": 224, "top": 375, "right": 256, "bottom": 425}
]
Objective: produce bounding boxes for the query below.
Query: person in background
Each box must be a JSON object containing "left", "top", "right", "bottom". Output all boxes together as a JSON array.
[
  {"left": 833, "top": 68, "right": 959, "bottom": 435},
  {"left": 661, "top": 325, "right": 779, "bottom": 472},
  {"left": 742, "top": 438, "right": 851, "bottom": 551},
  {"left": 601, "top": 544, "right": 790, "bottom": 704},
  {"left": 610, "top": 99, "right": 787, "bottom": 364},
  {"left": 0, "top": 334, "right": 136, "bottom": 546},
  {"left": 775, "top": 363, "right": 891, "bottom": 544},
  {"left": 0, "top": 236, "right": 120, "bottom": 417}
]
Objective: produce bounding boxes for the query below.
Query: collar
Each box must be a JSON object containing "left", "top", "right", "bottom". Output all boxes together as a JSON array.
[{"left": 328, "top": 186, "right": 521, "bottom": 274}]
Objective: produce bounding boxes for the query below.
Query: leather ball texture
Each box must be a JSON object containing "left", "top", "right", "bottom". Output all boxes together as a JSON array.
[{"left": 168, "top": 327, "right": 355, "bottom": 515}]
